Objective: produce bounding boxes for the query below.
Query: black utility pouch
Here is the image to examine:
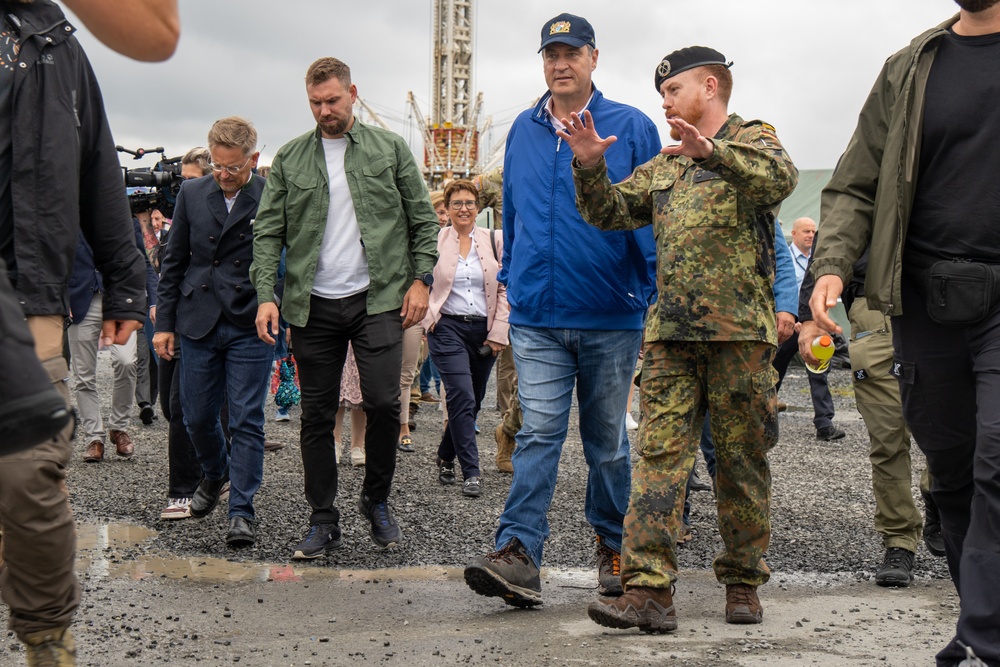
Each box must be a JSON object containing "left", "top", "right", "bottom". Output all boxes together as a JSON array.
[{"left": 925, "top": 259, "right": 998, "bottom": 326}]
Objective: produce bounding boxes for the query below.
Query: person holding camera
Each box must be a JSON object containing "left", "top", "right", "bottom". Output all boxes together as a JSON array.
[{"left": 422, "top": 180, "right": 509, "bottom": 498}]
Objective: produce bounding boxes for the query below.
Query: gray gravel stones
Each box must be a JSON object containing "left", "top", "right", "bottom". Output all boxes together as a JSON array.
[{"left": 66, "top": 358, "right": 949, "bottom": 584}]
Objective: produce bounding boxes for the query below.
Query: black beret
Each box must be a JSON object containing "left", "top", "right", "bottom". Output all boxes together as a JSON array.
[{"left": 654, "top": 46, "right": 732, "bottom": 92}]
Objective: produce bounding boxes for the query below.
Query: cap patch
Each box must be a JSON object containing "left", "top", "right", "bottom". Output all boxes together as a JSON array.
[{"left": 550, "top": 21, "right": 571, "bottom": 35}]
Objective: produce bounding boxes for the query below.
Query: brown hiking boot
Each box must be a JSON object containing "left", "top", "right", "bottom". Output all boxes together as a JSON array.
[
  {"left": 108, "top": 429, "right": 134, "bottom": 457},
  {"left": 24, "top": 626, "right": 76, "bottom": 666},
  {"left": 588, "top": 585, "right": 677, "bottom": 633},
  {"left": 595, "top": 535, "right": 623, "bottom": 596},
  {"left": 495, "top": 423, "right": 514, "bottom": 473},
  {"left": 725, "top": 583, "right": 763, "bottom": 624}
]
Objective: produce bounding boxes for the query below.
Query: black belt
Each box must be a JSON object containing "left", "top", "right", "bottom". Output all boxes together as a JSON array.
[{"left": 442, "top": 313, "right": 487, "bottom": 323}]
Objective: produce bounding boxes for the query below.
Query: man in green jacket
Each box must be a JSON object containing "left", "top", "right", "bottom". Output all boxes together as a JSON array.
[
  {"left": 251, "top": 57, "right": 439, "bottom": 558},
  {"left": 808, "top": 2, "right": 1000, "bottom": 665}
]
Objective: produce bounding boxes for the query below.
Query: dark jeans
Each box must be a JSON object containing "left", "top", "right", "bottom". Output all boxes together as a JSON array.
[
  {"left": 158, "top": 353, "right": 201, "bottom": 498},
  {"left": 772, "top": 331, "right": 835, "bottom": 429},
  {"left": 427, "top": 315, "right": 496, "bottom": 479},
  {"left": 179, "top": 320, "right": 272, "bottom": 520},
  {"left": 291, "top": 292, "right": 403, "bottom": 525},
  {"left": 894, "top": 276, "right": 1000, "bottom": 667}
]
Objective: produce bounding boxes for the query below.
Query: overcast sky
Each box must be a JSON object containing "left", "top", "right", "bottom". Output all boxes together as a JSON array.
[{"left": 65, "top": 0, "right": 956, "bottom": 174}]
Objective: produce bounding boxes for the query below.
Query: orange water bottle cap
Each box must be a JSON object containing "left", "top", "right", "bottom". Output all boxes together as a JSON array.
[{"left": 818, "top": 335, "right": 832, "bottom": 348}]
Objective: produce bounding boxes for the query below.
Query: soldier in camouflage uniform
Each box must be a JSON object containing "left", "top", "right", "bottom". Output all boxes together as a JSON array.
[
  {"left": 558, "top": 46, "right": 798, "bottom": 632},
  {"left": 473, "top": 167, "right": 520, "bottom": 473}
]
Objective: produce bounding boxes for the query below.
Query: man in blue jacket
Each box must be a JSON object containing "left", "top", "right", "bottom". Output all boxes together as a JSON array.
[{"left": 464, "top": 12, "right": 660, "bottom": 607}]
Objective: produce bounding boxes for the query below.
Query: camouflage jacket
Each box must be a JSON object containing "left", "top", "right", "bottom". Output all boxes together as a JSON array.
[{"left": 573, "top": 114, "right": 798, "bottom": 344}]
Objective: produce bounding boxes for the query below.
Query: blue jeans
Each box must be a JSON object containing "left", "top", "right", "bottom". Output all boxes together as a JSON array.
[
  {"left": 496, "top": 324, "right": 640, "bottom": 567},
  {"left": 419, "top": 356, "right": 440, "bottom": 394},
  {"left": 179, "top": 320, "right": 273, "bottom": 520}
]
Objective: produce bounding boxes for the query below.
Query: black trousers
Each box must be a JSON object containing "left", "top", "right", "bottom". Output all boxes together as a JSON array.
[
  {"left": 158, "top": 353, "right": 201, "bottom": 498},
  {"left": 291, "top": 292, "right": 402, "bottom": 525},
  {"left": 893, "top": 276, "right": 1000, "bottom": 667},
  {"left": 772, "top": 330, "right": 836, "bottom": 429}
]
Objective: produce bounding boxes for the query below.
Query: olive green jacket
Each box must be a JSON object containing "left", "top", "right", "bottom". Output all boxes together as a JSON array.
[
  {"left": 573, "top": 114, "right": 798, "bottom": 344},
  {"left": 251, "top": 122, "right": 439, "bottom": 326},
  {"left": 812, "top": 16, "right": 957, "bottom": 316}
]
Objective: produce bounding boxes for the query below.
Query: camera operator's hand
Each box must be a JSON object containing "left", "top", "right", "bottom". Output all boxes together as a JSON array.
[
  {"left": 101, "top": 319, "right": 142, "bottom": 348},
  {"left": 153, "top": 331, "right": 175, "bottom": 361},
  {"left": 256, "top": 301, "right": 280, "bottom": 345}
]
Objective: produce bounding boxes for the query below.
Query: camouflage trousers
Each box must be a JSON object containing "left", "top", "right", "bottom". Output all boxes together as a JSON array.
[{"left": 622, "top": 339, "right": 778, "bottom": 589}]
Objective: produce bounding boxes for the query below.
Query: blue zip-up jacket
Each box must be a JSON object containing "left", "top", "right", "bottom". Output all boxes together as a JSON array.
[
  {"left": 773, "top": 221, "right": 797, "bottom": 316},
  {"left": 499, "top": 87, "right": 661, "bottom": 330}
]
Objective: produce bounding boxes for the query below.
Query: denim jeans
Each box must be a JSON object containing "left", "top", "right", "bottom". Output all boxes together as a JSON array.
[
  {"left": 179, "top": 319, "right": 273, "bottom": 520},
  {"left": 496, "top": 324, "right": 640, "bottom": 567}
]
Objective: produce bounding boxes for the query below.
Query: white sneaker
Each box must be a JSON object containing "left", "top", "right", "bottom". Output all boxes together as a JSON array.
[
  {"left": 625, "top": 413, "right": 639, "bottom": 431},
  {"left": 350, "top": 447, "right": 366, "bottom": 467},
  {"left": 160, "top": 497, "right": 193, "bottom": 520},
  {"left": 275, "top": 407, "right": 291, "bottom": 422}
]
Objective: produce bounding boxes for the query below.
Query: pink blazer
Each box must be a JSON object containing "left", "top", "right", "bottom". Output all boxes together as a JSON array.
[{"left": 422, "top": 225, "right": 509, "bottom": 346}]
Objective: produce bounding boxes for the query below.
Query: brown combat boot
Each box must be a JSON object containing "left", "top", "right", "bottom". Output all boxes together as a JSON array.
[
  {"left": 725, "top": 583, "right": 763, "bottom": 624},
  {"left": 495, "top": 423, "right": 515, "bottom": 473},
  {"left": 23, "top": 626, "right": 76, "bottom": 666},
  {"left": 588, "top": 585, "right": 677, "bottom": 633}
]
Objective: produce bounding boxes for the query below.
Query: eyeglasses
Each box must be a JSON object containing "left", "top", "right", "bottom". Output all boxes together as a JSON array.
[
  {"left": 449, "top": 200, "right": 478, "bottom": 210},
  {"left": 209, "top": 156, "right": 252, "bottom": 175}
]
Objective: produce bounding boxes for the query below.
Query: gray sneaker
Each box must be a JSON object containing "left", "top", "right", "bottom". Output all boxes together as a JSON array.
[{"left": 464, "top": 537, "right": 542, "bottom": 607}]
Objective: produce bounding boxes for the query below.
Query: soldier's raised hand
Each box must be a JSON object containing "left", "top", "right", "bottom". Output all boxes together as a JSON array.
[
  {"left": 555, "top": 110, "right": 617, "bottom": 168},
  {"left": 662, "top": 117, "right": 714, "bottom": 160}
]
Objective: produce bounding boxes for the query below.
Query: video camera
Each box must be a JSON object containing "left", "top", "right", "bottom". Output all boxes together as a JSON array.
[{"left": 117, "top": 145, "right": 184, "bottom": 217}]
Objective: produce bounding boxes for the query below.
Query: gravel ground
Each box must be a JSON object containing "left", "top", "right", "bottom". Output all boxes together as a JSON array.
[
  {"left": 0, "top": 353, "right": 957, "bottom": 667},
  {"left": 64, "top": 352, "right": 949, "bottom": 583}
]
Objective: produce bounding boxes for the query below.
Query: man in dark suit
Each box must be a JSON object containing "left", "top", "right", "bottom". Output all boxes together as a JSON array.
[{"left": 154, "top": 116, "right": 273, "bottom": 548}]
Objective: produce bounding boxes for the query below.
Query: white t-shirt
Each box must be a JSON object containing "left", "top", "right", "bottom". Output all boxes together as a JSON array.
[{"left": 311, "top": 137, "right": 370, "bottom": 299}]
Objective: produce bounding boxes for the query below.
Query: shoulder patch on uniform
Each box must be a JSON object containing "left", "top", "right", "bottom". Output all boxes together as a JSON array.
[{"left": 853, "top": 369, "right": 869, "bottom": 382}]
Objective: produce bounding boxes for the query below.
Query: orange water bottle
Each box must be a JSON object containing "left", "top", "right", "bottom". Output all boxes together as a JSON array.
[{"left": 805, "top": 335, "right": 834, "bottom": 374}]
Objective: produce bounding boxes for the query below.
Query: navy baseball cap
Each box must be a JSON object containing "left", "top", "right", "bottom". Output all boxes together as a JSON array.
[{"left": 538, "top": 13, "right": 596, "bottom": 52}]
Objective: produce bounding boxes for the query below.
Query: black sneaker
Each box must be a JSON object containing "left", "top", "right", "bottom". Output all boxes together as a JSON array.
[
  {"left": 138, "top": 402, "right": 155, "bottom": 425},
  {"left": 438, "top": 457, "right": 456, "bottom": 485},
  {"left": 922, "top": 491, "right": 946, "bottom": 557},
  {"left": 464, "top": 537, "right": 542, "bottom": 607},
  {"left": 595, "top": 535, "right": 623, "bottom": 597},
  {"left": 875, "top": 547, "right": 915, "bottom": 587},
  {"left": 816, "top": 425, "right": 846, "bottom": 441},
  {"left": 291, "top": 523, "right": 343, "bottom": 560},
  {"left": 359, "top": 495, "right": 402, "bottom": 548}
]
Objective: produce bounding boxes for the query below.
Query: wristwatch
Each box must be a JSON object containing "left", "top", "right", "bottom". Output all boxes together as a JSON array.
[{"left": 417, "top": 272, "right": 434, "bottom": 287}]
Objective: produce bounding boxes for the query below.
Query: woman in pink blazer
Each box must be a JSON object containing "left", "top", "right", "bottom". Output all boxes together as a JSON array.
[{"left": 422, "top": 180, "right": 509, "bottom": 497}]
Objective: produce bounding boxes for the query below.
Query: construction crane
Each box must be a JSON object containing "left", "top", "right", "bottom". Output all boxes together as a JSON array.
[{"left": 408, "top": 0, "right": 484, "bottom": 189}]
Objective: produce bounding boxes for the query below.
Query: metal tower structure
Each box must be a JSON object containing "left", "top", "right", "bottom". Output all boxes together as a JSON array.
[{"left": 409, "top": 0, "right": 482, "bottom": 188}]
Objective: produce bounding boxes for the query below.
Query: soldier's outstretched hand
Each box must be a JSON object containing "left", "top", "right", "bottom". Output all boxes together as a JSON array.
[
  {"left": 662, "top": 117, "right": 714, "bottom": 160},
  {"left": 556, "top": 110, "right": 617, "bottom": 169}
]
